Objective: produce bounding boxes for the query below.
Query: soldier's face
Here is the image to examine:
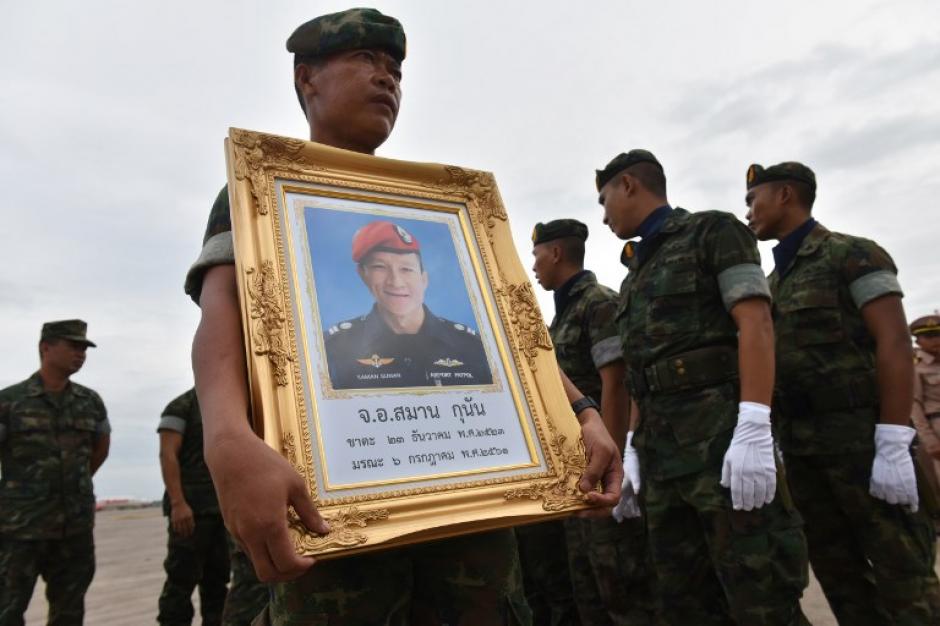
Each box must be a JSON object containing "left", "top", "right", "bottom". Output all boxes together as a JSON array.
[
  {"left": 531, "top": 242, "right": 559, "bottom": 291},
  {"left": 598, "top": 176, "right": 637, "bottom": 239},
  {"left": 745, "top": 184, "right": 786, "bottom": 240},
  {"left": 40, "top": 339, "right": 87, "bottom": 375},
  {"left": 358, "top": 251, "right": 428, "bottom": 318},
  {"left": 299, "top": 48, "right": 402, "bottom": 154}
]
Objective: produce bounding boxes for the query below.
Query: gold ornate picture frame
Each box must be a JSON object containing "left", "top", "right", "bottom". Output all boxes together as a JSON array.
[{"left": 226, "top": 128, "right": 590, "bottom": 559}]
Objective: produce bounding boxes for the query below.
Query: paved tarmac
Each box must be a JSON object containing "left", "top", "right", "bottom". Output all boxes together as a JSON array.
[{"left": 23, "top": 505, "right": 939, "bottom": 625}]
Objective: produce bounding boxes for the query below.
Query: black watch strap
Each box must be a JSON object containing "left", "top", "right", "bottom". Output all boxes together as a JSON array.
[{"left": 571, "top": 396, "right": 599, "bottom": 415}]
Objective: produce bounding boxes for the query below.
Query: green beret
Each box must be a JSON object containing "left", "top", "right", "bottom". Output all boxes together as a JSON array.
[
  {"left": 286, "top": 8, "right": 406, "bottom": 63},
  {"left": 911, "top": 315, "right": 940, "bottom": 336},
  {"left": 595, "top": 149, "right": 662, "bottom": 191},
  {"left": 531, "top": 219, "right": 589, "bottom": 246},
  {"left": 746, "top": 161, "right": 816, "bottom": 191},
  {"left": 41, "top": 319, "right": 96, "bottom": 347}
]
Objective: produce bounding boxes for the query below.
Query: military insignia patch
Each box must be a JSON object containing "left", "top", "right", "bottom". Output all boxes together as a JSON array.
[
  {"left": 531, "top": 225, "right": 538, "bottom": 243},
  {"left": 453, "top": 323, "right": 465, "bottom": 331},
  {"left": 395, "top": 225, "right": 412, "bottom": 244},
  {"left": 747, "top": 164, "right": 757, "bottom": 184},
  {"left": 624, "top": 242, "right": 635, "bottom": 259},
  {"left": 434, "top": 358, "right": 464, "bottom": 368},
  {"left": 340, "top": 322, "right": 353, "bottom": 330},
  {"left": 357, "top": 354, "right": 395, "bottom": 368}
]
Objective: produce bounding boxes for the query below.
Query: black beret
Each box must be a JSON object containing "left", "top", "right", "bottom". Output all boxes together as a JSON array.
[
  {"left": 746, "top": 161, "right": 816, "bottom": 191},
  {"left": 531, "top": 219, "right": 589, "bottom": 246},
  {"left": 287, "top": 8, "right": 406, "bottom": 63},
  {"left": 595, "top": 149, "right": 662, "bottom": 191}
]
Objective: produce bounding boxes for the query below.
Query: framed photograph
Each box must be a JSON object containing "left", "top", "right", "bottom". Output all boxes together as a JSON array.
[{"left": 226, "top": 128, "right": 592, "bottom": 559}]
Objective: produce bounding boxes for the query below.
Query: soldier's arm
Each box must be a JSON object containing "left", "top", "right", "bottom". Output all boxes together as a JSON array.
[
  {"left": 598, "top": 361, "right": 629, "bottom": 454},
  {"left": 704, "top": 215, "right": 775, "bottom": 405},
  {"left": 159, "top": 430, "right": 195, "bottom": 536},
  {"left": 842, "top": 238, "right": 910, "bottom": 426},
  {"left": 558, "top": 369, "right": 622, "bottom": 506},
  {"left": 194, "top": 265, "right": 328, "bottom": 582},
  {"left": 729, "top": 298, "right": 775, "bottom": 406},
  {"left": 90, "top": 434, "right": 109, "bottom": 475},
  {"left": 861, "top": 295, "right": 913, "bottom": 427}
]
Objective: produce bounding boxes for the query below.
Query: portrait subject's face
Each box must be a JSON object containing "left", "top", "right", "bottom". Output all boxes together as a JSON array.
[{"left": 358, "top": 251, "right": 428, "bottom": 319}]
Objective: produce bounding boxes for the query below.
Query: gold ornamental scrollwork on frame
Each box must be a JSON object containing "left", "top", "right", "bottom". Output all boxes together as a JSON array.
[
  {"left": 503, "top": 421, "right": 588, "bottom": 511},
  {"left": 289, "top": 506, "right": 390, "bottom": 552},
  {"left": 435, "top": 166, "right": 507, "bottom": 237},
  {"left": 495, "top": 278, "right": 552, "bottom": 371},
  {"left": 230, "top": 129, "right": 319, "bottom": 215},
  {"left": 245, "top": 261, "right": 292, "bottom": 386}
]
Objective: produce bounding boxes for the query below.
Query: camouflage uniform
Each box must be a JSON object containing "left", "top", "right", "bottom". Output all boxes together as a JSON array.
[
  {"left": 769, "top": 221, "right": 940, "bottom": 625},
  {"left": 550, "top": 270, "right": 655, "bottom": 625},
  {"left": 223, "top": 536, "right": 268, "bottom": 626},
  {"left": 158, "top": 389, "right": 230, "bottom": 626},
  {"left": 0, "top": 370, "right": 110, "bottom": 626},
  {"left": 185, "top": 13, "right": 531, "bottom": 622},
  {"left": 616, "top": 207, "right": 809, "bottom": 625}
]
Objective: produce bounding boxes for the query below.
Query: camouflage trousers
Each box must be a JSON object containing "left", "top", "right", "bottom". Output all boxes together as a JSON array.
[
  {"left": 158, "top": 513, "right": 230, "bottom": 626},
  {"left": 565, "top": 516, "right": 656, "bottom": 626},
  {"left": 224, "top": 533, "right": 268, "bottom": 626},
  {"left": 514, "top": 520, "right": 579, "bottom": 625},
  {"left": 0, "top": 530, "right": 95, "bottom": 626},
  {"left": 785, "top": 451, "right": 940, "bottom": 626},
  {"left": 643, "top": 463, "right": 809, "bottom": 625},
  {"left": 253, "top": 529, "right": 531, "bottom": 626}
]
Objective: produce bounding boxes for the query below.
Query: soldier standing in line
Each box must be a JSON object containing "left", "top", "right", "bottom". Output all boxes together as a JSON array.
[
  {"left": 911, "top": 315, "right": 940, "bottom": 493},
  {"left": 601, "top": 150, "right": 810, "bottom": 625},
  {"left": 525, "top": 219, "right": 656, "bottom": 625},
  {"left": 157, "top": 388, "right": 229, "bottom": 626},
  {"left": 184, "top": 9, "right": 621, "bottom": 624},
  {"left": 745, "top": 161, "right": 940, "bottom": 624},
  {"left": 0, "top": 320, "right": 111, "bottom": 625}
]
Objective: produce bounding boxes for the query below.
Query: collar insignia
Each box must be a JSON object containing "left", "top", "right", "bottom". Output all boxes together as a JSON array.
[
  {"left": 434, "top": 357, "right": 464, "bottom": 368},
  {"left": 357, "top": 354, "right": 395, "bottom": 368}
]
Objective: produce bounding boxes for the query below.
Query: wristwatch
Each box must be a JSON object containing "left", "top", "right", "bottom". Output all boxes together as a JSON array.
[{"left": 570, "top": 396, "right": 600, "bottom": 416}]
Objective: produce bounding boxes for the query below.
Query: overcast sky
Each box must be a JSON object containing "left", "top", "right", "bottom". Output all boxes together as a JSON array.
[{"left": 1, "top": 0, "right": 938, "bottom": 500}]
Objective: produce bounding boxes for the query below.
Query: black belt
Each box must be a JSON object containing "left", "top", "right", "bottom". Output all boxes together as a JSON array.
[{"left": 629, "top": 346, "right": 737, "bottom": 398}]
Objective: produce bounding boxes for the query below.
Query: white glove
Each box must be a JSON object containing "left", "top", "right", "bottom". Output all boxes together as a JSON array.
[
  {"left": 870, "top": 424, "right": 919, "bottom": 512},
  {"left": 720, "top": 402, "right": 777, "bottom": 511},
  {"left": 613, "top": 431, "right": 642, "bottom": 521}
]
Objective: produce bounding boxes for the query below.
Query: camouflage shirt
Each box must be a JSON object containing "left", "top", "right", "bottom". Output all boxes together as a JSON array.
[
  {"left": 0, "top": 373, "right": 110, "bottom": 539},
  {"left": 770, "top": 222, "right": 903, "bottom": 456},
  {"left": 185, "top": 185, "right": 234, "bottom": 304},
  {"left": 158, "top": 388, "right": 219, "bottom": 516},
  {"left": 549, "top": 271, "right": 622, "bottom": 403},
  {"left": 616, "top": 208, "right": 771, "bottom": 480}
]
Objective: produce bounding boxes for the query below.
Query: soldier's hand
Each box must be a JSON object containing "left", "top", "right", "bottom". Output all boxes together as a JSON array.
[
  {"left": 578, "top": 408, "right": 623, "bottom": 508},
  {"left": 870, "top": 424, "right": 919, "bottom": 512},
  {"left": 720, "top": 402, "right": 777, "bottom": 511},
  {"left": 206, "top": 431, "right": 330, "bottom": 582},
  {"left": 171, "top": 500, "right": 196, "bottom": 538},
  {"left": 613, "top": 431, "right": 642, "bottom": 521}
]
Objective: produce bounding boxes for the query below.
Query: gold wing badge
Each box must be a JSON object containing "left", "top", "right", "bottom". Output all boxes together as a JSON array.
[{"left": 357, "top": 354, "right": 395, "bottom": 368}]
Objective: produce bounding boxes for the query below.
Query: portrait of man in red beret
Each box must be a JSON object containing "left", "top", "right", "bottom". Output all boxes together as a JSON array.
[{"left": 322, "top": 219, "right": 494, "bottom": 390}]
